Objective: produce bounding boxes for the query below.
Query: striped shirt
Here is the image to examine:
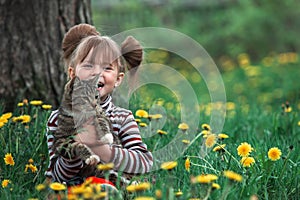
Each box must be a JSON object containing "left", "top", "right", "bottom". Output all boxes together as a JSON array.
[{"left": 45, "top": 95, "right": 153, "bottom": 183}]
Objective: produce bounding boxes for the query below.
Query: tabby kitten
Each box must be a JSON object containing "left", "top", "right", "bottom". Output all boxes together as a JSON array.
[{"left": 53, "top": 75, "right": 114, "bottom": 168}]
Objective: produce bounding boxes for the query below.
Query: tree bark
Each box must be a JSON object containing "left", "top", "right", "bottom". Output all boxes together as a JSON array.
[{"left": 0, "top": 0, "right": 93, "bottom": 111}]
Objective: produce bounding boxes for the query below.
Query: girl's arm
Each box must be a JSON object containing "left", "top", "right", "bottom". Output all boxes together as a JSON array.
[{"left": 77, "top": 112, "right": 153, "bottom": 174}]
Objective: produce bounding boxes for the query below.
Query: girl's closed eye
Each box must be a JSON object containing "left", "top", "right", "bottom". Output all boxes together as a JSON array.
[{"left": 104, "top": 65, "right": 114, "bottom": 71}]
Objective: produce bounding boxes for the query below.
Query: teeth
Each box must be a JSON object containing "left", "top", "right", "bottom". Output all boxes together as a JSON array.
[{"left": 98, "top": 83, "right": 104, "bottom": 88}]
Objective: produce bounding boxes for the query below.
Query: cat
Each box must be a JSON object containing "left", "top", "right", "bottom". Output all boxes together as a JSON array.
[{"left": 53, "top": 74, "right": 115, "bottom": 172}]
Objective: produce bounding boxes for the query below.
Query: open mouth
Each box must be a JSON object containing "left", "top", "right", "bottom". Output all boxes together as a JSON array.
[{"left": 97, "top": 82, "right": 104, "bottom": 89}]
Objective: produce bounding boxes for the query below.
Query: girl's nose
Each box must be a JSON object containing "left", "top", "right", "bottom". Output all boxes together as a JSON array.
[{"left": 92, "top": 66, "right": 103, "bottom": 76}]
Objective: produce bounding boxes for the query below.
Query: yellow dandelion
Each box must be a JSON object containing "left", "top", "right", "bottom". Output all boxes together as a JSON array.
[
  {"left": 155, "top": 189, "right": 162, "bottom": 198},
  {"left": 178, "top": 123, "right": 189, "bottom": 130},
  {"left": 35, "top": 184, "right": 46, "bottom": 191},
  {"left": 218, "top": 133, "right": 229, "bottom": 139},
  {"left": 0, "top": 122, "right": 4, "bottom": 128},
  {"left": 23, "top": 99, "right": 28, "bottom": 105},
  {"left": 201, "top": 123, "right": 211, "bottom": 131},
  {"left": 28, "top": 164, "right": 38, "bottom": 173},
  {"left": 135, "top": 110, "right": 149, "bottom": 118},
  {"left": 151, "top": 114, "right": 163, "bottom": 119},
  {"left": 17, "top": 102, "right": 24, "bottom": 107},
  {"left": 30, "top": 100, "right": 43, "bottom": 106},
  {"left": 97, "top": 162, "right": 114, "bottom": 171},
  {"left": 298, "top": 121, "right": 300, "bottom": 126},
  {"left": 185, "top": 157, "right": 191, "bottom": 172},
  {"left": 1, "top": 112, "right": 12, "bottom": 120},
  {"left": 49, "top": 182, "right": 66, "bottom": 191},
  {"left": 182, "top": 139, "right": 190, "bottom": 144},
  {"left": 157, "top": 129, "right": 168, "bottom": 135},
  {"left": 240, "top": 157, "right": 255, "bottom": 167},
  {"left": 2, "top": 179, "right": 10, "bottom": 188},
  {"left": 126, "top": 182, "right": 151, "bottom": 192},
  {"left": 134, "top": 197, "right": 155, "bottom": 200},
  {"left": 205, "top": 134, "right": 217, "bottom": 148},
  {"left": 200, "top": 130, "right": 211, "bottom": 136},
  {"left": 139, "top": 122, "right": 148, "bottom": 127},
  {"left": 93, "top": 192, "right": 107, "bottom": 199},
  {"left": 192, "top": 174, "right": 218, "bottom": 184},
  {"left": 12, "top": 116, "right": 23, "bottom": 123},
  {"left": 223, "top": 170, "right": 243, "bottom": 182},
  {"left": 237, "top": 142, "right": 253, "bottom": 157},
  {"left": 135, "top": 118, "right": 141, "bottom": 123},
  {"left": 4, "top": 153, "right": 15, "bottom": 166},
  {"left": 20, "top": 115, "right": 31, "bottom": 124},
  {"left": 175, "top": 189, "right": 183, "bottom": 197},
  {"left": 213, "top": 144, "right": 226, "bottom": 152},
  {"left": 161, "top": 161, "right": 178, "bottom": 170},
  {"left": 212, "top": 183, "right": 221, "bottom": 190},
  {"left": 42, "top": 104, "right": 52, "bottom": 110},
  {"left": 28, "top": 158, "right": 34, "bottom": 163},
  {"left": 268, "top": 147, "right": 282, "bottom": 161},
  {"left": 69, "top": 184, "right": 86, "bottom": 194}
]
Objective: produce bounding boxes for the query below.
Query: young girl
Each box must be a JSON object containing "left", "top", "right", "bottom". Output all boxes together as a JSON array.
[{"left": 45, "top": 24, "right": 153, "bottom": 187}]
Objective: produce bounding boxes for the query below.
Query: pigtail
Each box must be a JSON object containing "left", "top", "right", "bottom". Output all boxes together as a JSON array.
[{"left": 121, "top": 36, "right": 143, "bottom": 71}]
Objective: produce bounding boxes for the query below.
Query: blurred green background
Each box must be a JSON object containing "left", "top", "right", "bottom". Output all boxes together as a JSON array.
[{"left": 91, "top": 0, "right": 299, "bottom": 64}]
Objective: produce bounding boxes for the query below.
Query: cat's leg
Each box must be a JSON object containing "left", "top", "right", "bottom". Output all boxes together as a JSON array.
[{"left": 71, "top": 142, "right": 100, "bottom": 165}]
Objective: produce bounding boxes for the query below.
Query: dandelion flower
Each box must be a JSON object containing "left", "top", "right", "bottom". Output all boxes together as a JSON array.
[
  {"left": 151, "top": 114, "right": 163, "bottom": 119},
  {"left": 185, "top": 157, "right": 191, "bottom": 172},
  {"left": 201, "top": 123, "right": 211, "bottom": 131},
  {"left": 175, "top": 189, "right": 183, "bottom": 197},
  {"left": 213, "top": 144, "right": 226, "bottom": 152},
  {"left": 155, "top": 189, "right": 162, "bottom": 198},
  {"left": 17, "top": 102, "right": 24, "bottom": 107},
  {"left": 178, "top": 123, "right": 189, "bottom": 130},
  {"left": 212, "top": 183, "right": 221, "bottom": 190},
  {"left": 298, "top": 121, "right": 300, "bottom": 126},
  {"left": 223, "top": 170, "right": 243, "bottom": 182},
  {"left": 139, "top": 122, "right": 148, "bottom": 127},
  {"left": 135, "top": 110, "right": 148, "bottom": 118},
  {"left": 268, "top": 147, "right": 282, "bottom": 161},
  {"left": 218, "top": 133, "right": 229, "bottom": 139},
  {"left": 42, "top": 104, "right": 52, "bottom": 110},
  {"left": 182, "top": 139, "right": 190, "bottom": 144},
  {"left": 25, "top": 164, "right": 38, "bottom": 173},
  {"left": 20, "top": 115, "right": 31, "bottom": 124},
  {"left": 192, "top": 174, "right": 218, "bottom": 184},
  {"left": 49, "top": 182, "right": 66, "bottom": 191},
  {"left": 30, "top": 100, "right": 43, "bottom": 106},
  {"left": 135, "top": 118, "right": 141, "bottom": 123},
  {"left": 1, "top": 112, "right": 12, "bottom": 120},
  {"left": 2, "top": 179, "right": 10, "bottom": 188},
  {"left": 134, "top": 197, "right": 155, "bottom": 200},
  {"left": 240, "top": 157, "right": 255, "bottom": 167},
  {"left": 237, "top": 142, "right": 253, "bottom": 157},
  {"left": 4, "top": 153, "right": 15, "bottom": 166},
  {"left": 28, "top": 158, "right": 34, "bottom": 163},
  {"left": 157, "top": 129, "right": 167, "bottom": 135},
  {"left": 97, "top": 162, "right": 114, "bottom": 171},
  {"left": 126, "top": 182, "right": 151, "bottom": 192},
  {"left": 35, "top": 184, "right": 46, "bottom": 191},
  {"left": 205, "top": 134, "right": 216, "bottom": 148},
  {"left": 161, "top": 161, "right": 177, "bottom": 170}
]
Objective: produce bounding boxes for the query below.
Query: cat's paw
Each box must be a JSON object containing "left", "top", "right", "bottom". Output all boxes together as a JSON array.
[
  {"left": 99, "top": 133, "right": 114, "bottom": 144},
  {"left": 85, "top": 154, "right": 100, "bottom": 165}
]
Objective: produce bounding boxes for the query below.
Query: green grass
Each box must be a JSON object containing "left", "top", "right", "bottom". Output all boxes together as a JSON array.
[{"left": 0, "top": 52, "right": 300, "bottom": 199}]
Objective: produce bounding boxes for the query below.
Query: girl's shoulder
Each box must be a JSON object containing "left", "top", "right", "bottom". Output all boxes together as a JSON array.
[
  {"left": 109, "top": 105, "right": 133, "bottom": 116},
  {"left": 47, "top": 109, "right": 59, "bottom": 128}
]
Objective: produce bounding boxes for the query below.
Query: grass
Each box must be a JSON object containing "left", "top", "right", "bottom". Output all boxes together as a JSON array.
[{"left": 0, "top": 52, "right": 300, "bottom": 199}]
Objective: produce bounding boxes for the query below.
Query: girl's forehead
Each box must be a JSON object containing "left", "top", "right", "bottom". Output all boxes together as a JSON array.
[{"left": 86, "top": 45, "right": 121, "bottom": 66}]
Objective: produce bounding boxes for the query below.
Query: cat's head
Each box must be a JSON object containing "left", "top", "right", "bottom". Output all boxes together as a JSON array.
[{"left": 72, "top": 75, "right": 100, "bottom": 99}]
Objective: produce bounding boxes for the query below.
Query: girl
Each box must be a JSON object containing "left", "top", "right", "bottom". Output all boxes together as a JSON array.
[{"left": 45, "top": 24, "right": 153, "bottom": 187}]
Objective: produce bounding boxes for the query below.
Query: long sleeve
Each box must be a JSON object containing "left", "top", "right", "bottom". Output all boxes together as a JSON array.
[
  {"left": 108, "top": 107, "right": 153, "bottom": 174},
  {"left": 45, "top": 110, "right": 83, "bottom": 183}
]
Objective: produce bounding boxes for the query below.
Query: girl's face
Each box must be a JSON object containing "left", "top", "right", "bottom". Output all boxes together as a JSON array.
[{"left": 69, "top": 48, "right": 124, "bottom": 101}]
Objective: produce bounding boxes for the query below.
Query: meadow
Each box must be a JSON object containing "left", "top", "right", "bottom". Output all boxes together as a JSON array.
[{"left": 0, "top": 52, "right": 299, "bottom": 199}]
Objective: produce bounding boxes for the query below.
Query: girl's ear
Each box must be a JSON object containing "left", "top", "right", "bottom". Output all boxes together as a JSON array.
[
  {"left": 115, "top": 72, "right": 124, "bottom": 87},
  {"left": 68, "top": 66, "right": 75, "bottom": 79}
]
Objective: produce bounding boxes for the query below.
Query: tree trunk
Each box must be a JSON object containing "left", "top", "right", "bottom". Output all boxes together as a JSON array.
[{"left": 0, "top": 0, "right": 93, "bottom": 111}]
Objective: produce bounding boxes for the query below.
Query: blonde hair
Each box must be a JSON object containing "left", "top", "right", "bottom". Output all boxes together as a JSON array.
[{"left": 70, "top": 35, "right": 143, "bottom": 73}]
